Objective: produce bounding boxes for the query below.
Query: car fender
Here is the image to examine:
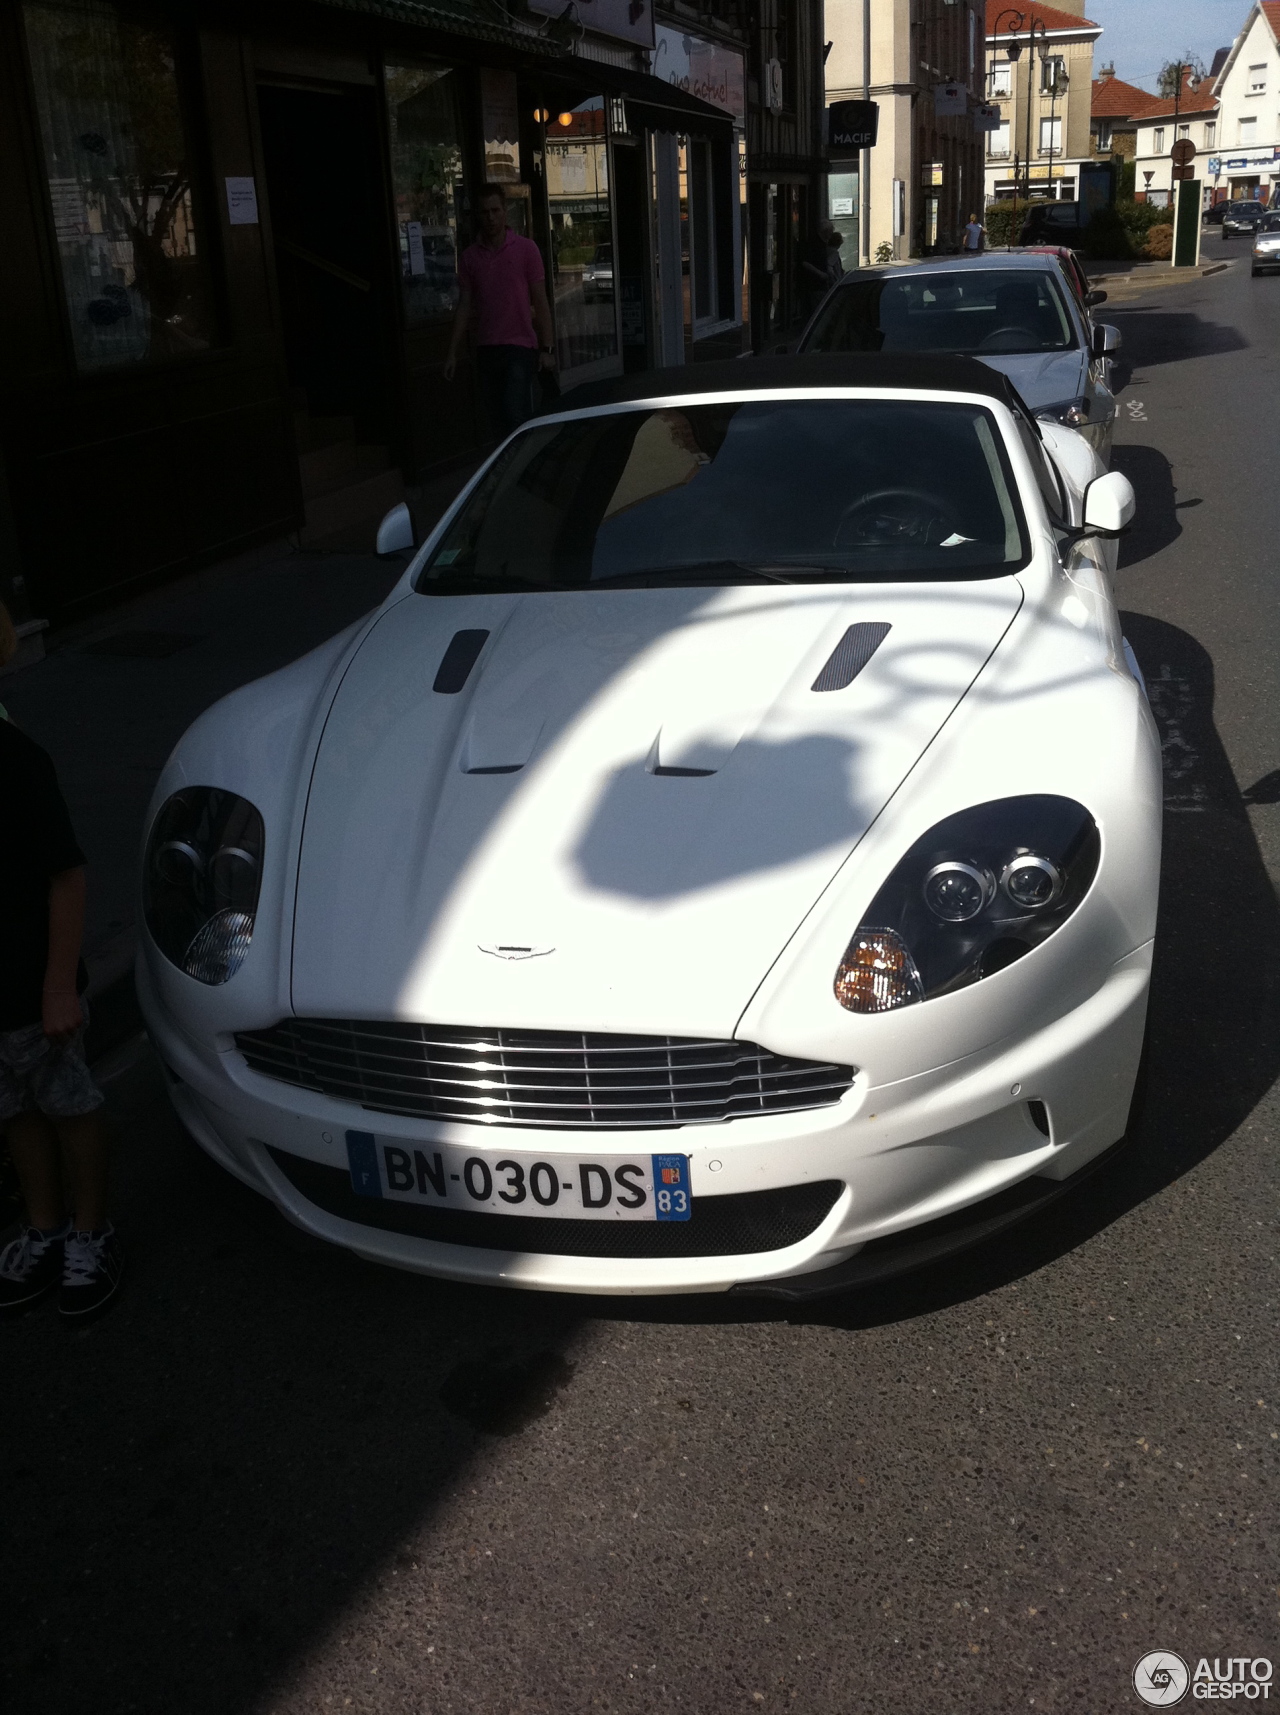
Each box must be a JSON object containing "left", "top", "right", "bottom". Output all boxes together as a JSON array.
[{"left": 136, "top": 598, "right": 409, "bottom": 1041}]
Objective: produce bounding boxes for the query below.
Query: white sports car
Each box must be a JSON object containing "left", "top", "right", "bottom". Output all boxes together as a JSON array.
[{"left": 138, "top": 355, "right": 1160, "bottom": 1298}]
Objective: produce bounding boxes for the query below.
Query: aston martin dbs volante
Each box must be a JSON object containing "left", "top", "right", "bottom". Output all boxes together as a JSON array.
[{"left": 138, "top": 355, "right": 1159, "bottom": 1297}]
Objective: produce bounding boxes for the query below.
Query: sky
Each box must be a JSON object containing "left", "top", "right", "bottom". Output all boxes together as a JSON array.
[{"left": 1084, "top": 0, "right": 1251, "bottom": 89}]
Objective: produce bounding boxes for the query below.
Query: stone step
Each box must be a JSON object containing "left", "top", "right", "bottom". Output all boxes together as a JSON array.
[
  {"left": 299, "top": 441, "right": 392, "bottom": 500},
  {"left": 293, "top": 410, "right": 357, "bottom": 453},
  {"left": 300, "top": 465, "right": 406, "bottom": 547}
]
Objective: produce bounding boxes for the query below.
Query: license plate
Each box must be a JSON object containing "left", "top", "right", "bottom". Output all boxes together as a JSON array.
[{"left": 345, "top": 1131, "right": 691, "bottom": 1222}]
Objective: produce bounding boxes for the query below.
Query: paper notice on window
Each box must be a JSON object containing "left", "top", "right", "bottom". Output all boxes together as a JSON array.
[
  {"left": 406, "top": 220, "right": 426, "bottom": 276},
  {"left": 225, "top": 176, "right": 259, "bottom": 225}
]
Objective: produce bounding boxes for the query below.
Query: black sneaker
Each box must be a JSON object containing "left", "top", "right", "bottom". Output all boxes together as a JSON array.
[
  {"left": 0, "top": 1222, "right": 70, "bottom": 1311},
  {"left": 59, "top": 1225, "right": 124, "bottom": 1320}
]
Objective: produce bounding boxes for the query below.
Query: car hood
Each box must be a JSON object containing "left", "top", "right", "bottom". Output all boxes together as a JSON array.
[
  {"left": 976, "top": 346, "right": 1088, "bottom": 408},
  {"left": 291, "top": 581, "right": 1022, "bottom": 1038}
]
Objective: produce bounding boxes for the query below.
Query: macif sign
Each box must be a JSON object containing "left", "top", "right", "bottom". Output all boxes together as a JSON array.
[{"left": 828, "top": 100, "right": 879, "bottom": 151}]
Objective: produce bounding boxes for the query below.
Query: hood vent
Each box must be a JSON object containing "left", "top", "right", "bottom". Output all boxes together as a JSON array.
[
  {"left": 811, "top": 622, "right": 891, "bottom": 693},
  {"left": 433, "top": 629, "right": 490, "bottom": 694}
]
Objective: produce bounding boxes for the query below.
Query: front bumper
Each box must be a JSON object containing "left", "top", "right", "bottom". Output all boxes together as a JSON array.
[{"left": 140, "top": 941, "right": 1150, "bottom": 1296}]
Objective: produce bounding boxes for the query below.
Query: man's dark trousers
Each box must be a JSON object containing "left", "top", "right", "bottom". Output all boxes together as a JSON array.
[{"left": 476, "top": 344, "right": 539, "bottom": 438}]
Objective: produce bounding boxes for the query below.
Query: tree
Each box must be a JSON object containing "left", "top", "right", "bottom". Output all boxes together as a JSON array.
[{"left": 1157, "top": 53, "right": 1206, "bottom": 97}]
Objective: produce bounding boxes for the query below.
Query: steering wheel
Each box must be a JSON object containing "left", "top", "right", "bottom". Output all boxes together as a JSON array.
[
  {"left": 836, "top": 487, "right": 960, "bottom": 549},
  {"left": 977, "top": 325, "right": 1036, "bottom": 352}
]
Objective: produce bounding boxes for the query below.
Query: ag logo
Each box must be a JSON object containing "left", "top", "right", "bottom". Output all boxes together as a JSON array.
[{"left": 1133, "top": 1652, "right": 1190, "bottom": 1706}]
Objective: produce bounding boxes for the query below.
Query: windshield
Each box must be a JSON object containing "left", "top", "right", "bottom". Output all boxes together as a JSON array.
[
  {"left": 417, "top": 400, "right": 1029, "bottom": 592},
  {"left": 802, "top": 269, "right": 1078, "bottom": 357}
]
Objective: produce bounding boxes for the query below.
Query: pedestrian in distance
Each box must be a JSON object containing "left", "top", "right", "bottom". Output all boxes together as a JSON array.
[
  {"left": 801, "top": 219, "right": 838, "bottom": 316},
  {"left": 0, "top": 605, "right": 122, "bottom": 1318},
  {"left": 443, "top": 183, "right": 557, "bottom": 439},
  {"left": 962, "top": 211, "right": 987, "bottom": 255},
  {"left": 826, "top": 225, "right": 846, "bottom": 286}
]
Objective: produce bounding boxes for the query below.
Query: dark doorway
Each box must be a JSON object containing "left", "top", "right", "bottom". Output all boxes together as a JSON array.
[
  {"left": 612, "top": 141, "right": 650, "bottom": 373},
  {"left": 257, "top": 83, "right": 395, "bottom": 444}
]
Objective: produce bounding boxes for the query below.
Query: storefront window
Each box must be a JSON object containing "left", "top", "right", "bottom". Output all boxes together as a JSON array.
[
  {"left": 827, "top": 170, "right": 858, "bottom": 266},
  {"left": 545, "top": 98, "right": 617, "bottom": 377},
  {"left": 386, "top": 63, "right": 464, "bottom": 326},
  {"left": 23, "top": 0, "right": 214, "bottom": 370}
]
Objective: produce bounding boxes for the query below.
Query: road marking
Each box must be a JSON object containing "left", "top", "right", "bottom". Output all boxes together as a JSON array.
[{"left": 1125, "top": 399, "right": 1148, "bottom": 421}]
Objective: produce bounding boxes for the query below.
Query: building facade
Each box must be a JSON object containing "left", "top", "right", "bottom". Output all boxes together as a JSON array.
[
  {"left": 0, "top": 0, "right": 825, "bottom": 626},
  {"left": 1207, "top": 1, "right": 1280, "bottom": 206},
  {"left": 983, "top": 0, "right": 1101, "bottom": 203},
  {"left": 1090, "top": 66, "right": 1151, "bottom": 164},
  {"left": 1130, "top": 71, "right": 1220, "bottom": 209},
  {"left": 825, "top": 0, "right": 987, "bottom": 264}
]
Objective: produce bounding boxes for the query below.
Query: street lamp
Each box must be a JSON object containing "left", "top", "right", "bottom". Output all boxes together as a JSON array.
[
  {"left": 1047, "top": 65, "right": 1069, "bottom": 198},
  {"left": 993, "top": 9, "right": 1049, "bottom": 210}
]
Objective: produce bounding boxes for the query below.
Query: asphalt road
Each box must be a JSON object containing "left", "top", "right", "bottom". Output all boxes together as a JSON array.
[{"left": 4, "top": 256, "right": 1279, "bottom": 1715}]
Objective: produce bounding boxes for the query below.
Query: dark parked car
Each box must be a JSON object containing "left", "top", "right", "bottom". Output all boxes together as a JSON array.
[
  {"left": 1017, "top": 201, "right": 1086, "bottom": 245},
  {"left": 1222, "top": 201, "right": 1268, "bottom": 238},
  {"left": 1203, "top": 200, "right": 1229, "bottom": 225}
]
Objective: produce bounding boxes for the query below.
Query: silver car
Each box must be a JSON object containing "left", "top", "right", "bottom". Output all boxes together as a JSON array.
[
  {"left": 1252, "top": 211, "right": 1280, "bottom": 276},
  {"left": 797, "top": 253, "right": 1121, "bottom": 462}
]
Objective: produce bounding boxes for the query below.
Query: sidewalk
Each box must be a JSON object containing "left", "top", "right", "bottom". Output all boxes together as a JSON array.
[
  {"left": 1, "top": 456, "right": 480, "bottom": 1060},
  {"left": 1084, "top": 254, "right": 1234, "bottom": 300}
]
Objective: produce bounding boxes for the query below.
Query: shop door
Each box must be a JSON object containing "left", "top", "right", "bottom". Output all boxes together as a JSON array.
[
  {"left": 544, "top": 97, "right": 621, "bottom": 388},
  {"left": 257, "top": 83, "right": 396, "bottom": 444}
]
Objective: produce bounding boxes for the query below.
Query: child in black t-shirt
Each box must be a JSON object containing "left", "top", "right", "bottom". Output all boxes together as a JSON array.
[{"left": 0, "top": 662, "right": 122, "bottom": 1317}]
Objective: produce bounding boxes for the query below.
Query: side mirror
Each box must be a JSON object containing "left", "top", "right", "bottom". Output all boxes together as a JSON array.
[
  {"left": 1084, "top": 288, "right": 1108, "bottom": 307},
  {"left": 1082, "top": 470, "right": 1136, "bottom": 536},
  {"left": 376, "top": 502, "right": 416, "bottom": 557},
  {"left": 1091, "top": 322, "right": 1121, "bottom": 356}
]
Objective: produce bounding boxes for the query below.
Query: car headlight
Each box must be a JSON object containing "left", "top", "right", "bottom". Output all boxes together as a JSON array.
[
  {"left": 1036, "top": 397, "right": 1091, "bottom": 430},
  {"left": 834, "top": 795, "right": 1100, "bottom": 1013},
  {"left": 144, "top": 788, "right": 265, "bottom": 983}
]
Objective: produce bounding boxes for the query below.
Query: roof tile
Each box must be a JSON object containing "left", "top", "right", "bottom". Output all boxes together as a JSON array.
[{"left": 986, "top": 1, "right": 1100, "bottom": 35}]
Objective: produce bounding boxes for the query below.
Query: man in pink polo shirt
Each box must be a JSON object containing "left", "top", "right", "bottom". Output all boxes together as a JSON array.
[{"left": 444, "top": 183, "right": 556, "bottom": 437}]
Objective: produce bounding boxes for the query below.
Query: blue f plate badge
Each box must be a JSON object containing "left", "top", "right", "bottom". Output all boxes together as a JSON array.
[{"left": 651, "top": 1154, "right": 692, "bottom": 1221}]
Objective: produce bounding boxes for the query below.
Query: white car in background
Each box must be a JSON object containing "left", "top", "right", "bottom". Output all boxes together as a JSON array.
[{"left": 138, "top": 356, "right": 1158, "bottom": 1298}]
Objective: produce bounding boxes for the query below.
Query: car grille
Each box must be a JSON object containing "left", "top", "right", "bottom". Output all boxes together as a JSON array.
[
  {"left": 266, "top": 1147, "right": 844, "bottom": 1258},
  {"left": 235, "top": 1018, "right": 856, "bottom": 1130}
]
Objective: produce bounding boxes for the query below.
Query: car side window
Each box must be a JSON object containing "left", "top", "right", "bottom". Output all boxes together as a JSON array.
[{"left": 1014, "top": 418, "right": 1067, "bottom": 525}]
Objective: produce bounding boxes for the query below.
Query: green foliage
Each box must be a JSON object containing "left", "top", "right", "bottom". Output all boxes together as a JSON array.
[
  {"left": 1079, "top": 203, "right": 1135, "bottom": 259},
  {"left": 983, "top": 200, "right": 1027, "bottom": 247},
  {"left": 1119, "top": 159, "right": 1136, "bottom": 200},
  {"left": 874, "top": 240, "right": 894, "bottom": 264}
]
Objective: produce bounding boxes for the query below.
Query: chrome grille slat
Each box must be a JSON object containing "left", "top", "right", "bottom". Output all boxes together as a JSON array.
[{"left": 235, "top": 1019, "right": 856, "bottom": 1130}]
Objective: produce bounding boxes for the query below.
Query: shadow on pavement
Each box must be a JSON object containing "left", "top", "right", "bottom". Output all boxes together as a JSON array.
[
  {"left": 0, "top": 1065, "right": 585, "bottom": 1715},
  {"left": 1107, "top": 303, "right": 1249, "bottom": 370},
  {"left": 1112, "top": 444, "right": 1181, "bottom": 566}
]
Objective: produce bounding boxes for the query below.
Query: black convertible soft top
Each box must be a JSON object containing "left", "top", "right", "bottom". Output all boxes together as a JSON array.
[{"left": 556, "top": 352, "right": 1029, "bottom": 415}]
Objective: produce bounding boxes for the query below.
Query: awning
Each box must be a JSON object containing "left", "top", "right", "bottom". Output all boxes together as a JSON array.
[{"left": 534, "top": 60, "right": 735, "bottom": 136}]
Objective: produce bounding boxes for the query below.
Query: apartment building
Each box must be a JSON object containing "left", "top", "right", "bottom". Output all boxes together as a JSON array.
[
  {"left": 1131, "top": 70, "right": 1221, "bottom": 208},
  {"left": 983, "top": 1, "right": 1102, "bottom": 203},
  {"left": 825, "top": 0, "right": 987, "bottom": 262},
  {"left": 1206, "top": 1, "right": 1280, "bottom": 205}
]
